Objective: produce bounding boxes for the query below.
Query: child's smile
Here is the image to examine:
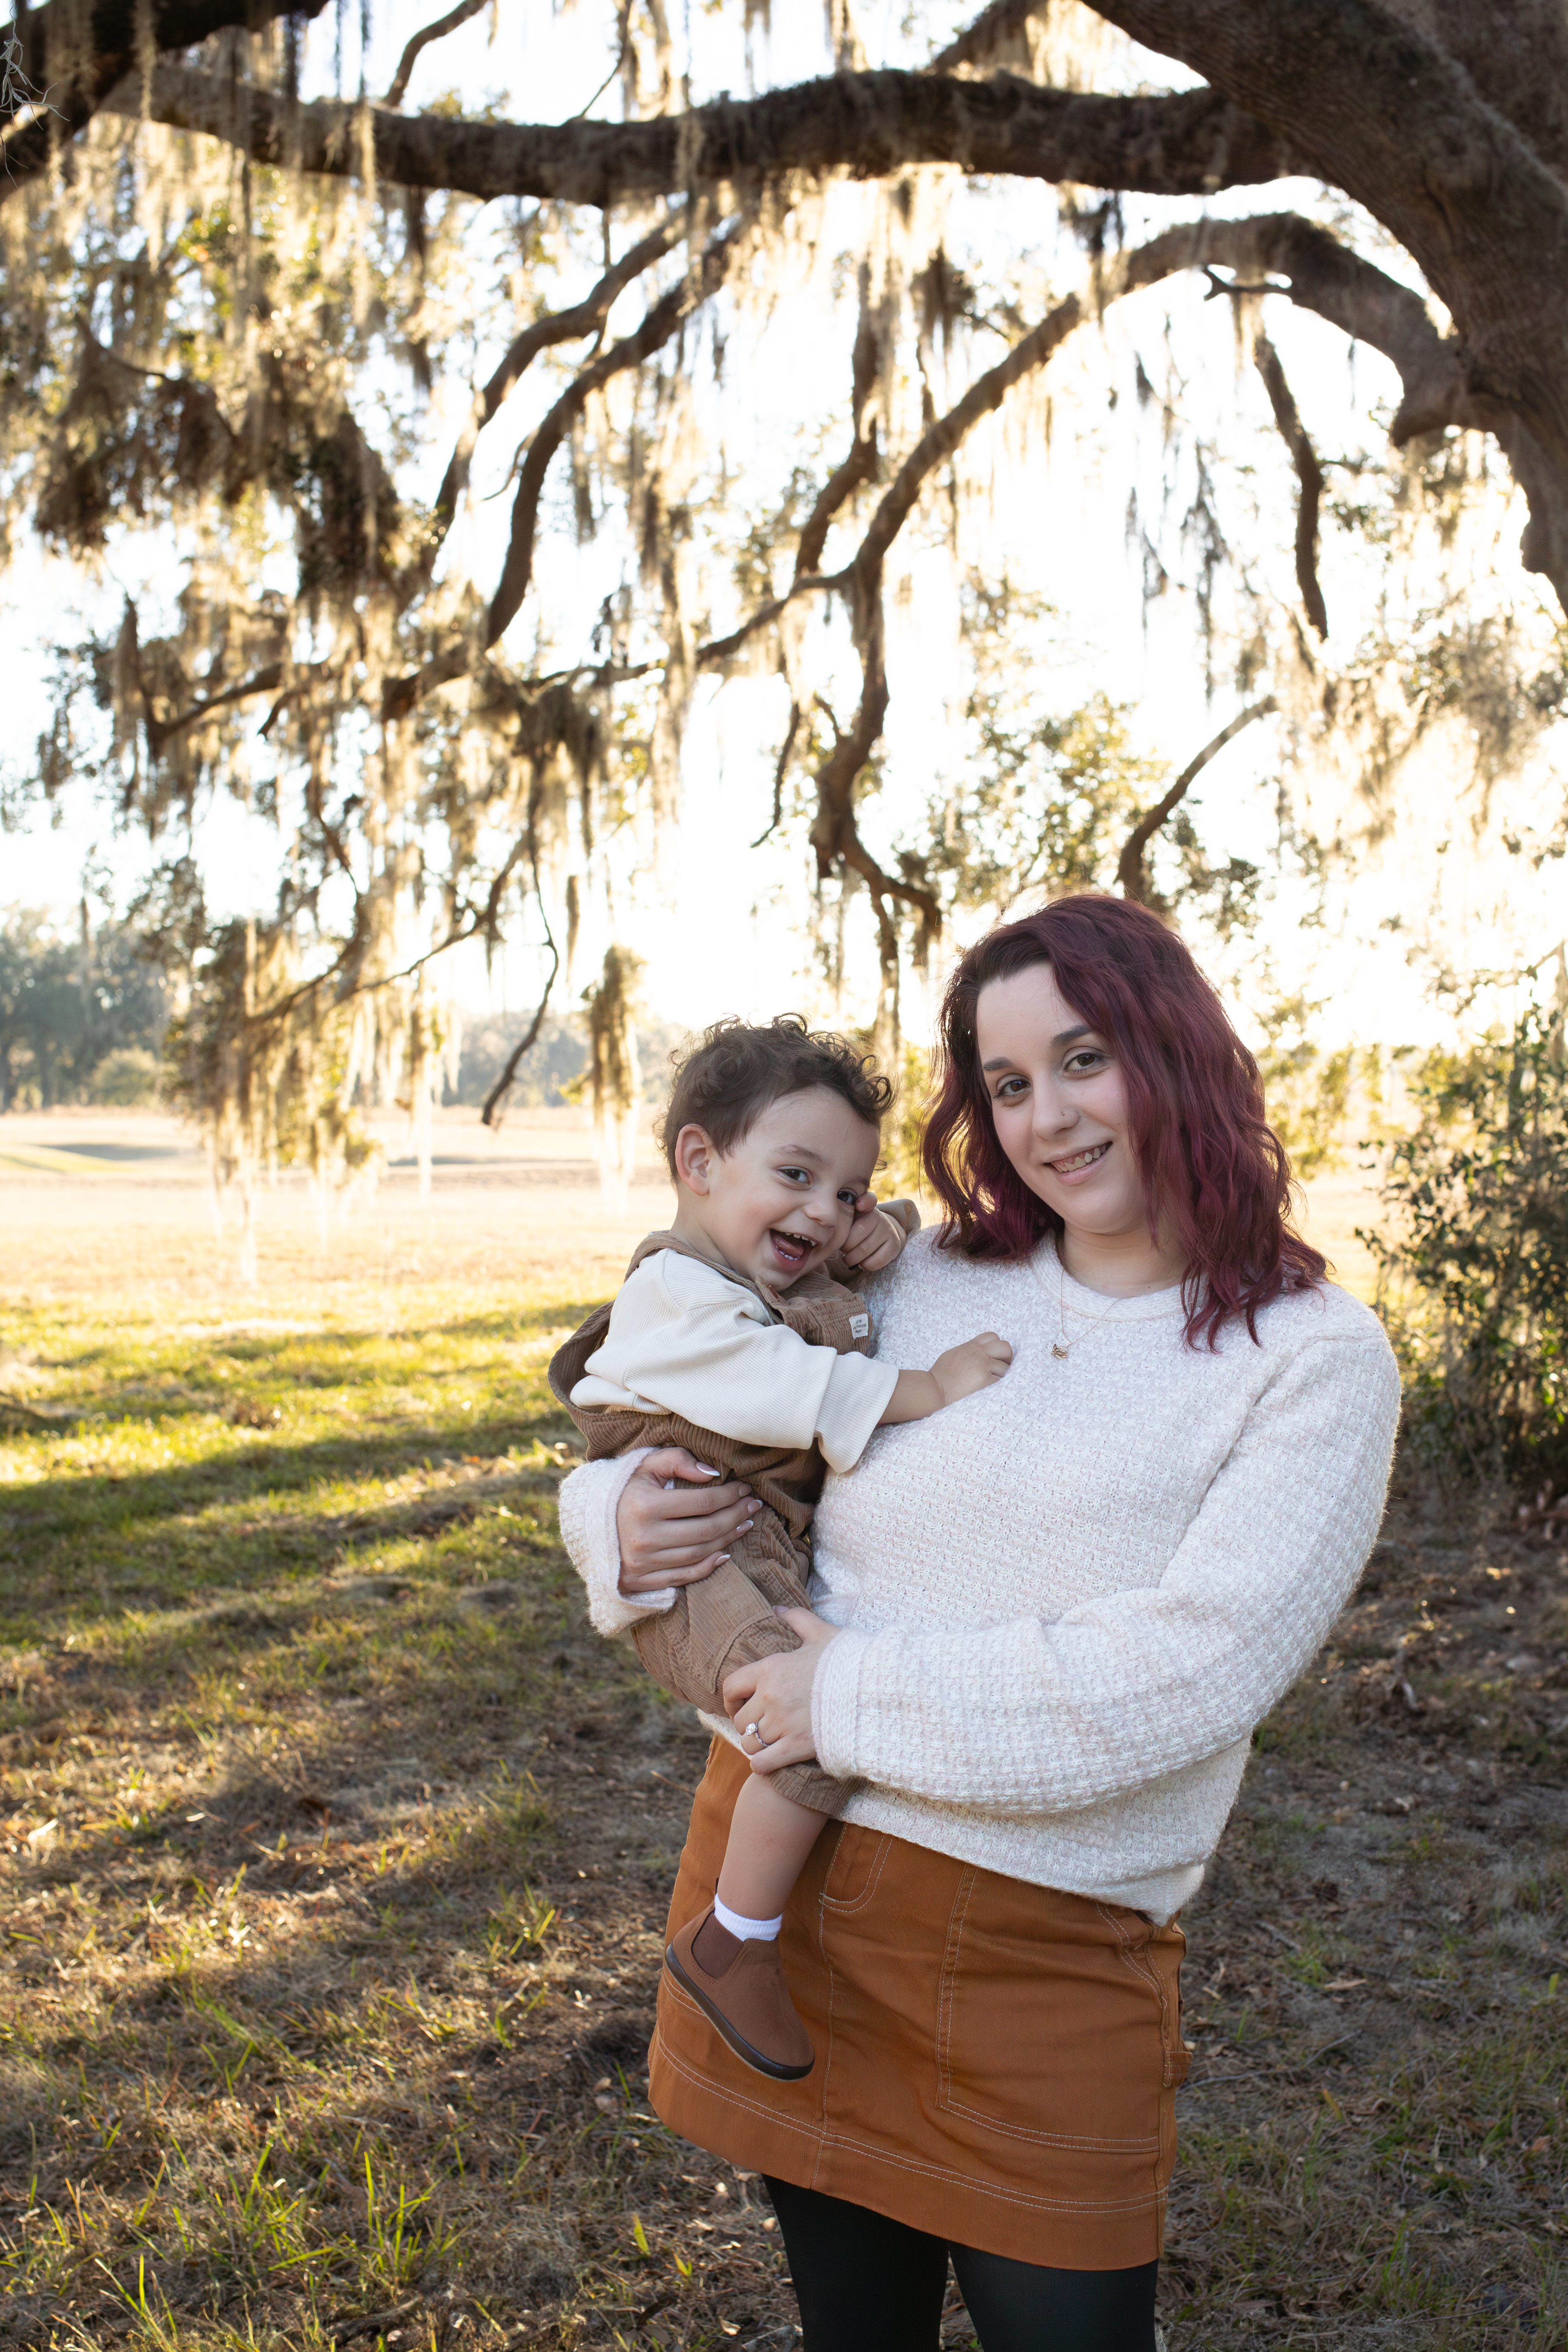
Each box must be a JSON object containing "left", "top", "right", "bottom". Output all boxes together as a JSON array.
[{"left": 766, "top": 1223, "right": 822, "bottom": 1277}]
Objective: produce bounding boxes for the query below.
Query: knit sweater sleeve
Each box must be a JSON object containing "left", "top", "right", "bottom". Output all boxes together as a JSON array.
[
  {"left": 811, "top": 1325, "right": 1400, "bottom": 1812},
  {"left": 555, "top": 1449, "right": 670, "bottom": 1636}
]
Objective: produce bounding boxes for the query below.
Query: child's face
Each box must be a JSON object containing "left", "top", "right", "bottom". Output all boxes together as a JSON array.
[{"left": 672, "top": 1087, "right": 880, "bottom": 1291}]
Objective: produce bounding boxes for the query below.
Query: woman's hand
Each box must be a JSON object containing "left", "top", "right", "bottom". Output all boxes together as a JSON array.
[
  {"left": 615, "top": 1448, "right": 755, "bottom": 1598},
  {"left": 721, "top": 1608, "right": 841, "bottom": 1769}
]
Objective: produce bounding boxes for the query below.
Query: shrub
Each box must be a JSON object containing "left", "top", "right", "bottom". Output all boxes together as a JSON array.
[
  {"left": 875, "top": 1042, "right": 932, "bottom": 1201},
  {"left": 1362, "top": 1010, "right": 1568, "bottom": 1477},
  {"left": 90, "top": 1046, "right": 162, "bottom": 1105}
]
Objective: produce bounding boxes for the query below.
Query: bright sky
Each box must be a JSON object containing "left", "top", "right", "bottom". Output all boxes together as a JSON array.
[{"left": 4, "top": 0, "right": 1565, "bottom": 1056}]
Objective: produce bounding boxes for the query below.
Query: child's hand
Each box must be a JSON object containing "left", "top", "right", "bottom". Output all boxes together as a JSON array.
[
  {"left": 839, "top": 1192, "right": 907, "bottom": 1273},
  {"left": 932, "top": 1332, "right": 1012, "bottom": 1406}
]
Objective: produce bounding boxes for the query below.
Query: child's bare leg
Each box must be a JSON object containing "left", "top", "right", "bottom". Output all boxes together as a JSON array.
[
  {"left": 666, "top": 1773, "right": 824, "bottom": 2079},
  {"left": 716, "top": 1773, "right": 828, "bottom": 1923}
]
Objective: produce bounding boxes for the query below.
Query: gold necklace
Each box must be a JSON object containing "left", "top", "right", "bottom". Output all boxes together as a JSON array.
[
  {"left": 1036, "top": 1247, "right": 1181, "bottom": 1360},
  {"left": 1052, "top": 1259, "right": 1126, "bottom": 1358}
]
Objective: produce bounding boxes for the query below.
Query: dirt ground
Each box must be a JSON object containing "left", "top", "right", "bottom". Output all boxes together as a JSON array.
[{"left": 0, "top": 1128, "right": 1564, "bottom": 2350}]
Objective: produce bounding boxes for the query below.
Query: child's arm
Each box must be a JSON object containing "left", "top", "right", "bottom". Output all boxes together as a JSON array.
[
  {"left": 878, "top": 1332, "right": 1012, "bottom": 1426},
  {"left": 574, "top": 1249, "right": 900, "bottom": 1471}
]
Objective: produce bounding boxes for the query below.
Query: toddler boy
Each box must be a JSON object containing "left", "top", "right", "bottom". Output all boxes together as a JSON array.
[{"left": 549, "top": 1016, "right": 1010, "bottom": 2077}]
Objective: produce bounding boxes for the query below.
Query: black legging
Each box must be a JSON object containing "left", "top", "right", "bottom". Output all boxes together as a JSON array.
[{"left": 764, "top": 2177, "right": 1159, "bottom": 2352}]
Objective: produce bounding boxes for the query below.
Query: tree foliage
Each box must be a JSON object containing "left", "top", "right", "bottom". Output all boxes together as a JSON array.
[
  {"left": 1366, "top": 1012, "right": 1568, "bottom": 1479},
  {"left": 0, "top": 907, "right": 167, "bottom": 1107},
  {"left": 3, "top": 0, "right": 1567, "bottom": 1195}
]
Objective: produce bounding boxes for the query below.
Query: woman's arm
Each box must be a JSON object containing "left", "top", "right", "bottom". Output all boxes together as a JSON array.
[
  {"left": 556, "top": 1448, "right": 755, "bottom": 1636},
  {"left": 741, "top": 1329, "right": 1399, "bottom": 1810}
]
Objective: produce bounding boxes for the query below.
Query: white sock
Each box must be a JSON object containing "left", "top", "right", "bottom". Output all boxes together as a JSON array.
[{"left": 713, "top": 1895, "right": 783, "bottom": 1942}]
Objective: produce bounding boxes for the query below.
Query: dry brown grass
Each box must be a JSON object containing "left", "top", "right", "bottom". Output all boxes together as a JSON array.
[{"left": 0, "top": 1151, "right": 1564, "bottom": 2351}]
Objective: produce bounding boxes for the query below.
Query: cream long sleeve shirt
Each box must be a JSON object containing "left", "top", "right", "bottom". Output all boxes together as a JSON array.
[
  {"left": 568, "top": 1247, "right": 901, "bottom": 1474},
  {"left": 558, "top": 1230, "right": 1400, "bottom": 1921}
]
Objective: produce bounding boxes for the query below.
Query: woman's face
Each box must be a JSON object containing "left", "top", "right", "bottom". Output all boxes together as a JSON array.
[{"left": 974, "top": 961, "right": 1148, "bottom": 1239}]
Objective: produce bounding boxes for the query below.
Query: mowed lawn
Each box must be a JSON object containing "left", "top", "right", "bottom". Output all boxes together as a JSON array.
[{"left": 0, "top": 1151, "right": 1565, "bottom": 2351}]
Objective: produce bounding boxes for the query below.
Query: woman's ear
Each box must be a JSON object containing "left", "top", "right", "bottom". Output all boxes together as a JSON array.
[{"left": 672, "top": 1122, "right": 718, "bottom": 1194}]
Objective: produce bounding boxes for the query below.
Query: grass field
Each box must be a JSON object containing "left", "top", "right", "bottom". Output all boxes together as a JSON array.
[{"left": 1, "top": 1126, "right": 1565, "bottom": 2351}]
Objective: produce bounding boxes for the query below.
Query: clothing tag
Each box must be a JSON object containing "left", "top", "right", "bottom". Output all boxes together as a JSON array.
[{"left": 849, "top": 1313, "right": 870, "bottom": 1338}]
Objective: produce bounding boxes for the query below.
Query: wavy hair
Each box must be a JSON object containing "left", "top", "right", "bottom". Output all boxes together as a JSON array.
[
  {"left": 921, "top": 894, "right": 1325, "bottom": 1346},
  {"left": 657, "top": 1014, "right": 892, "bottom": 1174}
]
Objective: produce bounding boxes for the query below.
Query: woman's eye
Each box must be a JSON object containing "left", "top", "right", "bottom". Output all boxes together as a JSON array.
[
  {"left": 994, "top": 1076, "right": 1028, "bottom": 1101},
  {"left": 1065, "top": 1050, "right": 1106, "bottom": 1075}
]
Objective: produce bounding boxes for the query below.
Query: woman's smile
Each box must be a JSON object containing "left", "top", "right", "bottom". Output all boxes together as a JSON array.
[{"left": 1044, "top": 1139, "right": 1112, "bottom": 1178}]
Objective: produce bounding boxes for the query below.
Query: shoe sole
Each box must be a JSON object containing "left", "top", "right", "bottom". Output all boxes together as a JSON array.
[{"left": 664, "top": 1943, "right": 815, "bottom": 2081}]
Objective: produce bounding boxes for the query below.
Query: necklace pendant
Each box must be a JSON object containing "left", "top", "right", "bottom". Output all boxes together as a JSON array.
[{"left": 1051, "top": 1342, "right": 1069, "bottom": 1359}]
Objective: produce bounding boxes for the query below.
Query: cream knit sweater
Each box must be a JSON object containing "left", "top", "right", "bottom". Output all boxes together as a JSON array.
[{"left": 558, "top": 1230, "right": 1400, "bottom": 1921}]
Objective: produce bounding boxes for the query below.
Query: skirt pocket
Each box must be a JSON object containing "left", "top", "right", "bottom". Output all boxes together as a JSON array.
[
  {"left": 819, "top": 1823, "right": 893, "bottom": 1917},
  {"left": 935, "top": 1867, "right": 1165, "bottom": 2154}
]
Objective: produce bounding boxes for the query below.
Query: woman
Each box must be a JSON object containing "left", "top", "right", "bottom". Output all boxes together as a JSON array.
[{"left": 558, "top": 895, "right": 1399, "bottom": 2352}]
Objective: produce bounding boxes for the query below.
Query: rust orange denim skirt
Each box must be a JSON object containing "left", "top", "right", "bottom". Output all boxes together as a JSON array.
[{"left": 649, "top": 1741, "right": 1189, "bottom": 2269}]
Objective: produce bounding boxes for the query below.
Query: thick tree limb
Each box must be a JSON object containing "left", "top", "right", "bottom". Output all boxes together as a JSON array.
[
  {"left": 0, "top": 0, "right": 328, "bottom": 191},
  {"left": 382, "top": 225, "right": 738, "bottom": 718},
  {"left": 94, "top": 63, "right": 1293, "bottom": 204},
  {"left": 1118, "top": 699, "right": 1277, "bottom": 903},
  {"left": 702, "top": 210, "right": 1479, "bottom": 936},
  {"left": 419, "top": 214, "right": 679, "bottom": 586},
  {"left": 1252, "top": 335, "right": 1328, "bottom": 639},
  {"left": 1089, "top": 0, "right": 1568, "bottom": 602},
  {"left": 796, "top": 217, "right": 1435, "bottom": 942},
  {"left": 1377, "top": 0, "right": 1568, "bottom": 193},
  {"left": 802, "top": 230, "right": 1217, "bottom": 949},
  {"left": 483, "top": 228, "right": 737, "bottom": 651},
  {"left": 394, "top": 210, "right": 1467, "bottom": 737},
  {"left": 384, "top": 0, "right": 487, "bottom": 110}
]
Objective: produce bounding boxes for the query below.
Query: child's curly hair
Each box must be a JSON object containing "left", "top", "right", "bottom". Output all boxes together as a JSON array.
[{"left": 657, "top": 1016, "right": 892, "bottom": 1176}]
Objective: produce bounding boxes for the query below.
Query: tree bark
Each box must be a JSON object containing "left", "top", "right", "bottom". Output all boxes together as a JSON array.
[
  {"left": 80, "top": 62, "right": 1293, "bottom": 206},
  {"left": 0, "top": 0, "right": 328, "bottom": 184},
  {"left": 1088, "top": 0, "right": 1568, "bottom": 598},
  {"left": 1378, "top": 0, "right": 1568, "bottom": 191}
]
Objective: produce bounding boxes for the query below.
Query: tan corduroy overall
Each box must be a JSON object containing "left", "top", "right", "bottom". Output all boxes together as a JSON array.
[{"left": 547, "top": 1230, "right": 877, "bottom": 1816}]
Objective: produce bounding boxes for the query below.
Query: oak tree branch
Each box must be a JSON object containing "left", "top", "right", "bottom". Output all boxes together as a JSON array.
[
  {"left": 1117, "top": 698, "right": 1277, "bottom": 902},
  {"left": 384, "top": 0, "right": 488, "bottom": 110},
  {"left": 89, "top": 62, "right": 1294, "bottom": 206},
  {"left": 1252, "top": 334, "right": 1328, "bottom": 639}
]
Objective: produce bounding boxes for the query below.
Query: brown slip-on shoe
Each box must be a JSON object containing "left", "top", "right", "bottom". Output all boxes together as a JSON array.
[{"left": 665, "top": 1908, "right": 815, "bottom": 2081}]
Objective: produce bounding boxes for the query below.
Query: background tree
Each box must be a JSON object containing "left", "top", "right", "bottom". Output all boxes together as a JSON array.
[
  {"left": 0, "top": 907, "right": 168, "bottom": 1108},
  {"left": 3, "top": 0, "right": 1565, "bottom": 1193}
]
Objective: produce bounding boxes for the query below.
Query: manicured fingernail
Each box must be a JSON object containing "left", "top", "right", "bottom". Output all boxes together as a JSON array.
[
  {"left": 715, "top": 1553, "right": 730, "bottom": 1563},
  {"left": 694, "top": 1463, "right": 720, "bottom": 1476},
  {"left": 741, "top": 1519, "right": 754, "bottom": 1532}
]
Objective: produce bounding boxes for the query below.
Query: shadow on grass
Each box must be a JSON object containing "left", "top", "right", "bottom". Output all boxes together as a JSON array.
[
  {"left": 0, "top": 1561, "right": 722, "bottom": 2351},
  {"left": 0, "top": 1404, "right": 577, "bottom": 1559}
]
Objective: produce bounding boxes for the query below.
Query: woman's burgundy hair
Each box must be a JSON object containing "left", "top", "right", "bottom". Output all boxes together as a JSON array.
[{"left": 921, "top": 893, "right": 1325, "bottom": 1347}]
